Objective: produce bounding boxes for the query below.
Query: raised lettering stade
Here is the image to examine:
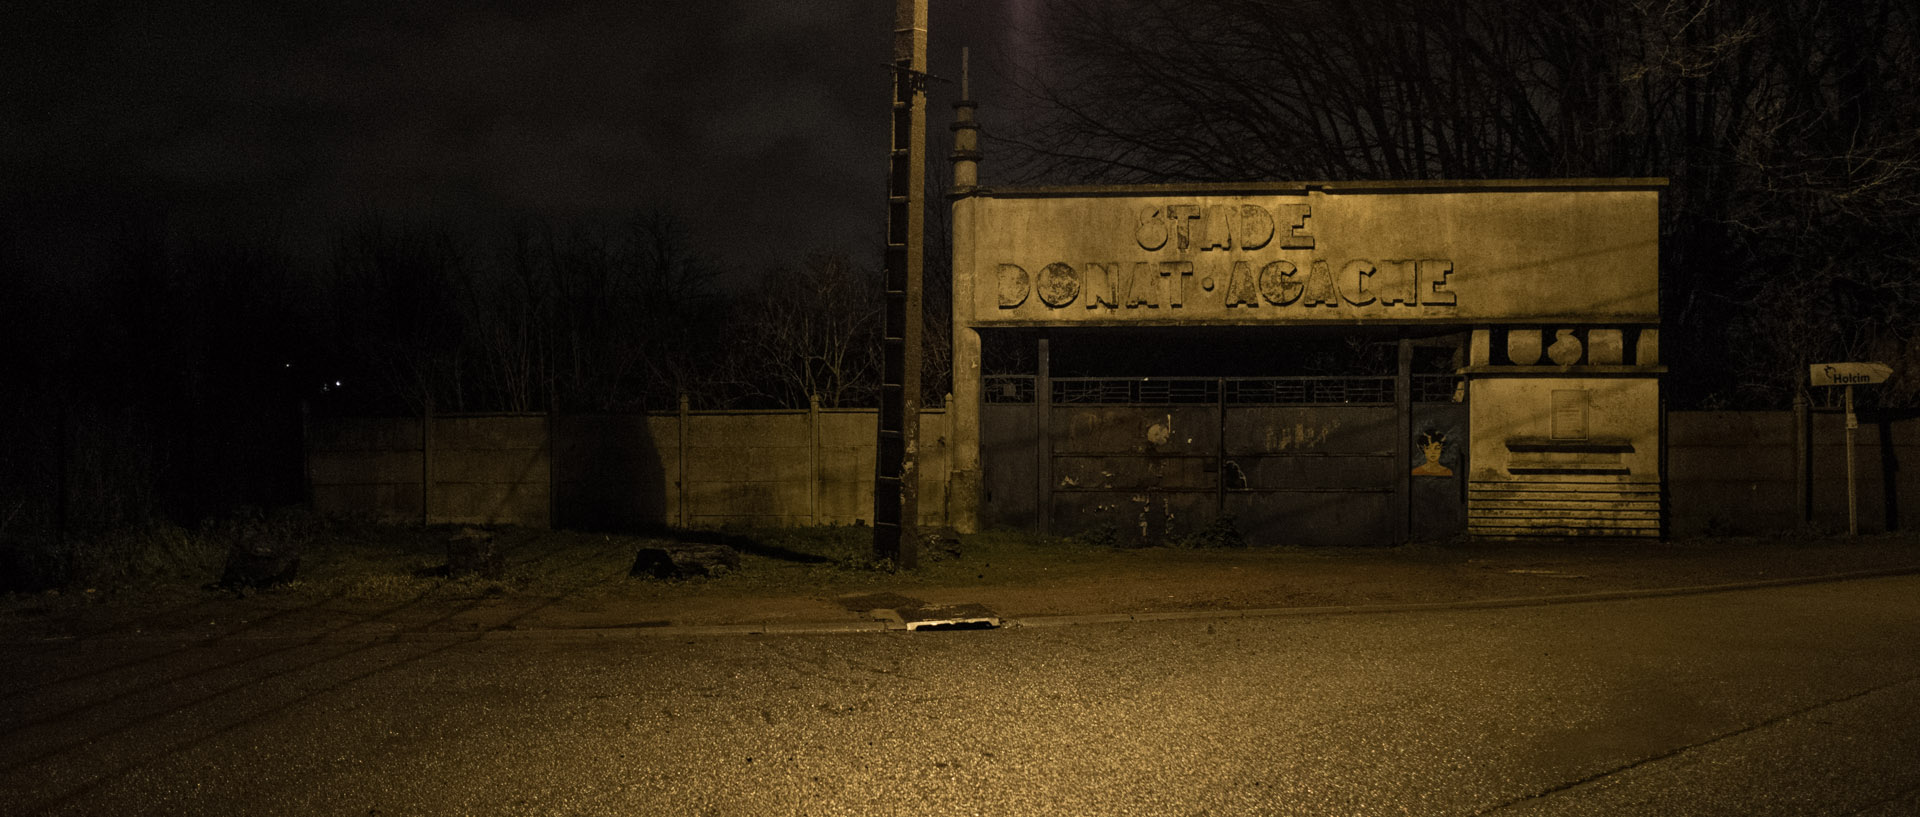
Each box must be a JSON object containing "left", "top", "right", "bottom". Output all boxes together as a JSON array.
[{"left": 1133, "top": 203, "right": 1314, "bottom": 252}]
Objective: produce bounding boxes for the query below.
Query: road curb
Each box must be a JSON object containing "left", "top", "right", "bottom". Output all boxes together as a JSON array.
[
  {"left": 11, "top": 564, "right": 1919, "bottom": 645},
  {"left": 534, "top": 563, "right": 1920, "bottom": 638},
  {"left": 1007, "top": 564, "right": 1920, "bottom": 629}
]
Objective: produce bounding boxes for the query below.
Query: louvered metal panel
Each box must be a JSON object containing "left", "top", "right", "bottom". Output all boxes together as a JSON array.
[{"left": 1468, "top": 477, "right": 1662, "bottom": 537}]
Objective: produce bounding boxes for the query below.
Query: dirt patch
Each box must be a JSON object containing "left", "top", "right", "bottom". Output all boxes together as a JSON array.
[
  {"left": 5, "top": 527, "right": 1916, "bottom": 639},
  {"left": 834, "top": 592, "right": 927, "bottom": 613}
]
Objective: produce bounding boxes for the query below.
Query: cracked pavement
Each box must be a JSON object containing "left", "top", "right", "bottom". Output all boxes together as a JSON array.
[{"left": 4, "top": 566, "right": 1918, "bottom": 815}]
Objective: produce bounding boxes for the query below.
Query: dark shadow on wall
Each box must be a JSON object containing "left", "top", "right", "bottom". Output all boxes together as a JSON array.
[
  {"left": 551, "top": 414, "right": 669, "bottom": 533},
  {"left": 1874, "top": 409, "right": 1916, "bottom": 532},
  {"left": 549, "top": 414, "right": 832, "bottom": 565},
  {"left": 626, "top": 525, "right": 835, "bottom": 565}
]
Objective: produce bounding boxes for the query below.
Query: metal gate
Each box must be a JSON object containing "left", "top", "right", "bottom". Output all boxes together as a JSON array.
[{"left": 983, "top": 374, "right": 1465, "bottom": 546}]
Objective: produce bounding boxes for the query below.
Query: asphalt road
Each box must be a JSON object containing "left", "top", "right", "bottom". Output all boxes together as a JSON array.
[{"left": 4, "top": 575, "right": 1918, "bottom": 816}]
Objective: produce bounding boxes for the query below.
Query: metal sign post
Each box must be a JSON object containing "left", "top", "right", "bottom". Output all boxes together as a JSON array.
[
  {"left": 1809, "top": 362, "right": 1892, "bottom": 537},
  {"left": 1845, "top": 383, "right": 1857, "bottom": 536}
]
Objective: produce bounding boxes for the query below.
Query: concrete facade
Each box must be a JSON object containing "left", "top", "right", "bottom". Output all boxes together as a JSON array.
[
  {"left": 305, "top": 408, "right": 1913, "bottom": 538},
  {"left": 1464, "top": 374, "right": 1662, "bottom": 537},
  {"left": 948, "top": 180, "right": 1666, "bottom": 539},
  {"left": 309, "top": 408, "right": 950, "bottom": 529}
]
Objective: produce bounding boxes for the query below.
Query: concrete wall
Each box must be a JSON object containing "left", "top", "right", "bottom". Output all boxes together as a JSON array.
[
  {"left": 309, "top": 415, "right": 551, "bottom": 526},
  {"left": 309, "top": 417, "right": 429, "bottom": 523},
  {"left": 1668, "top": 411, "right": 1919, "bottom": 536},
  {"left": 309, "top": 408, "right": 950, "bottom": 529},
  {"left": 313, "top": 408, "right": 1913, "bottom": 537},
  {"left": 430, "top": 415, "right": 551, "bottom": 526}
]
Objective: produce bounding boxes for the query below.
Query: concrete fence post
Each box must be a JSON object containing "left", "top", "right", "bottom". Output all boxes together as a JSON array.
[
  {"left": 421, "top": 394, "right": 433, "bottom": 527},
  {"left": 940, "top": 393, "right": 955, "bottom": 527},
  {"left": 300, "top": 399, "right": 312, "bottom": 512},
  {"left": 809, "top": 394, "right": 821, "bottom": 524},
  {"left": 677, "top": 394, "right": 689, "bottom": 528},
  {"left": 546, "top": 404, "right": 556, "bottom": 530},
  {"left": 1793, "top": 389, "right": 1811, "bottom": 525},
  {"left": 54, "top": 398, "right": 68, "bottom": 547}
]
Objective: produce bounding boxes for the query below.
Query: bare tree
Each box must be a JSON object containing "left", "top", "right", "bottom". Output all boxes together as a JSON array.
[
  {"left": 464, "top": 223, "right": 557, "bottom": 413},
  {"left": 619, "top": 211, "right": 726, "bottom": 409},
  {"left": 453, "top": 212, "right": 729, "bottom": 414},
  {"left": 327, "top": 216, "right": 471, "bottom": 415},
  {"left": 1008, "top": 0, "right": 1920, "bottom": 408},
  {"left": 726, "top": 250, "right": 884, "bottom": 409}
]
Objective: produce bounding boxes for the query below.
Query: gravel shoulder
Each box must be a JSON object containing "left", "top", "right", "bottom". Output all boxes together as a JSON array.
[{"left": 5, "top": 530, "right": 1917, "bottom": 641}]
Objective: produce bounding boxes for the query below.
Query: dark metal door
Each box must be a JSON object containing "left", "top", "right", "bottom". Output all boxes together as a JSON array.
[
  {"left": 1048, "top": 378, "right": 1221, "bottom": 543},
  {"left": 981, "top": 376, "right": 1039, "bottom": 529},
  {"left": 1218, "top": 377, "right": 1403, "bottom": 546},
  {"left": 981, "top": 374, "right": 1465, "bottom": 545}
]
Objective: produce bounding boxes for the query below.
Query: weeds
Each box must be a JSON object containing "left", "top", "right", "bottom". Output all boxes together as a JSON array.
[
  {"left": 53, "top": 522, "right": 225, "bottom": 591},
  {"left": 1072, "top": 525, "right": 1121, "bottom": 548},
  {"left": 1059, "top": 517, "right": 1247, "bottom": 550},
  {"left": 2, "top": 516, "right": 1249, "bottom": 606},
  {"left": 332, "top": 572, "right": 433, "bottom": 601},
  {"left": 1170, "top": 516, "right": 1248, "bottom": 549},
  {"left": 197, "top": 506, "right": 321, "bottom": 559}
]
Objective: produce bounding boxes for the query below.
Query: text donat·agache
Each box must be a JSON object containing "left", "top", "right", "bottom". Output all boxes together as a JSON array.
[{"left": 995, "top": 203, "right": 1457, "bottom": 311}]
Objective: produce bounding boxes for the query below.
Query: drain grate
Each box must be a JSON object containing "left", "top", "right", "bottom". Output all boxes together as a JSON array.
[
  {"left": 909, "top": 619, "right": 998, "bottom": 631},
  {"left": 897, "top": 603, "right": 1001, "bottom": 631},
  {"left": 838, "top": 593, "right": 1001, "bottom": 631}
]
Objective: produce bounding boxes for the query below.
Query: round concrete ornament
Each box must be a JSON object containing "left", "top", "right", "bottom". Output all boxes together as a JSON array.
[
  {"left": 1547, "top": 329, "right": 1584, "bottom": 366},
  {"left": 1507, "top": 329, "right": 1542, "bottom": 365}
]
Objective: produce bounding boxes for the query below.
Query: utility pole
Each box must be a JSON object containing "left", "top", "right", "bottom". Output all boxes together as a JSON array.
[{"left": 873, "top": 0, "right": 926, "bottom": 569}]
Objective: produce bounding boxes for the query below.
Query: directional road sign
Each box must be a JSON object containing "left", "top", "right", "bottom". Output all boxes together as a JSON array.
[{"left": 1810, "top": 362, "right": 1892, "bottom": 387}]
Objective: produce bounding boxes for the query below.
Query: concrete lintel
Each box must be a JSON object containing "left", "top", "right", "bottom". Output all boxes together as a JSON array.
[
  {"left": 972, "top": 177, "right": 1669, "bottom": 199},
  {"left": 1461, "top": 366, "right": 1667, "bottom": 377}
]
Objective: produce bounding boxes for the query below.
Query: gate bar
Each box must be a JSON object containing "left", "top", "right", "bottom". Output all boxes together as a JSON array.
[
  {"left": 1396, "top": 337, "right": 1413, "bottom": 544},
  {"left": 1217, "top": 377, "right": 1228, "bottom": 517},
  {"left": 1037, "top": 333, "right": 1051, "bottom": 535}
]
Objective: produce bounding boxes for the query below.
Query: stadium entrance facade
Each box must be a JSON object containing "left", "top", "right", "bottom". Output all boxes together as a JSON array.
[{"left": 946, "top": 180, "right": 1665, "bottom": 544}]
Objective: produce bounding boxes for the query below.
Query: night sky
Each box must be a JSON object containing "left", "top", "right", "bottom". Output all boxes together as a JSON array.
[{"left": 4, "top": 0, "right": 1039, "bottom": 274}]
